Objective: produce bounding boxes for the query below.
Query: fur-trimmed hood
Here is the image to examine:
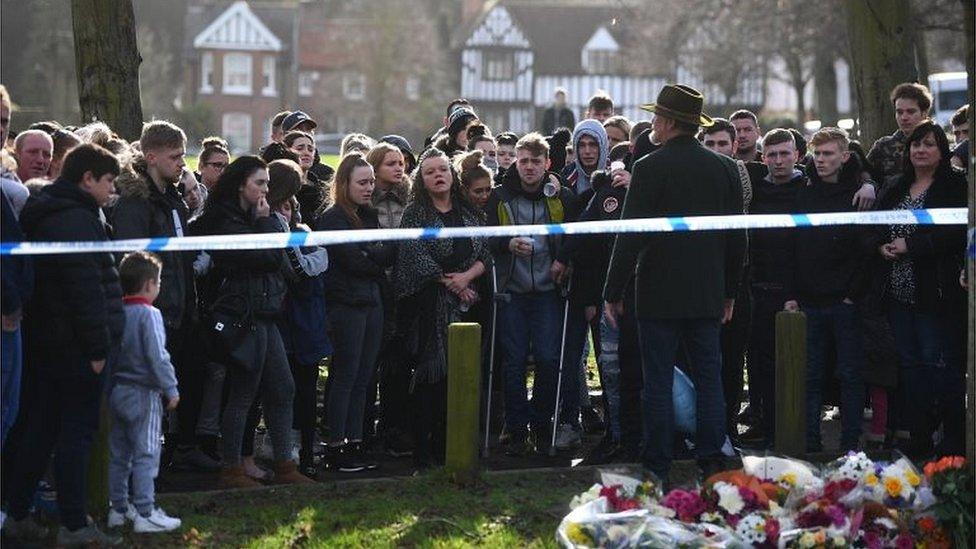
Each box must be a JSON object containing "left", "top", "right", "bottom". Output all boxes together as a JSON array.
[
  {"left": 372, "top": 175, "right": 410, "bottom": 206},
  {"left": 114, "top": 152, "right": 155, "bottom": 199}
]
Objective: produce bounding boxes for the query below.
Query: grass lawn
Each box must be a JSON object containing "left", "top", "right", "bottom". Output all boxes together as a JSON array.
[
  {"left": 185, "top": 155, "right": 341, "bottom": 172},
  {"left": 130, "top": 468, "right": 594, "bottom": 547}
]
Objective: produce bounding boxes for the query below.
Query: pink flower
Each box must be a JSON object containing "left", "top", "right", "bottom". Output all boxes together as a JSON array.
[
  {"left": 826, "top": 505, "right": 847, "bottom": 527},
  {"left": 661, "top": 489, "right": 706, "bottom": 522},
  {"left": 763, "top": 517, "right": 781, "bottom": 543},
  {"left": 894, "top": 532, "right": 915, "bottom": 549}
]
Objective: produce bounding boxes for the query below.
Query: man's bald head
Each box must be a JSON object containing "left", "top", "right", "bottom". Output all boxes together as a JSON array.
[{"left": 15, "top": 129, "right": 53, "bottom": 181}]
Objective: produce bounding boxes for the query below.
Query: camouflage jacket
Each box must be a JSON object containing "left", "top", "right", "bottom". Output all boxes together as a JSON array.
[{"left": 867, "top": 130, "right": 906, "bottom": 192}]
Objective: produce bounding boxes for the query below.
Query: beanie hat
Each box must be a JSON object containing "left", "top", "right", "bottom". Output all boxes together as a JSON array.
[
  {"left": 379, "top": 134, "right": 417, "bottom": 168},
  {"left": 447, "top": 107, "right": 478, "bottom": 140}
]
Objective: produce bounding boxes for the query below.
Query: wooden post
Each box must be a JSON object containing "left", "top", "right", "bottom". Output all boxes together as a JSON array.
[
  {"left": 446, "top": 323, "right": 482, "bottom": 484},
  {"left": 86, "top": 395, "right": 110, "bottom": 519},
  {"left": 775, "top": 311, "right": 807, "bottom": 457}
]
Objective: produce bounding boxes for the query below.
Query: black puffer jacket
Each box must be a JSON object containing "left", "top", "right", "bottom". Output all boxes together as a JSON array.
[
  {"left": 19, "top": 178, "right": 125, "bottom": 373},
  {"left": 193, "top": 200, "right": 288, "bottom": 319},
  {"left": 315, "top": 204, "right": 395, "bottom": 307},
  {"left": 111, "top": 155, "right": 195, "bottom": 328}
]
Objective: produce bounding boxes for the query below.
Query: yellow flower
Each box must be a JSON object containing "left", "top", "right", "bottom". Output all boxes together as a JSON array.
[
  {"left": 799, "top": 532, "right": 816, "bottom": 547},
  {"left": 905, "top": 470, "right": 921, "bottom": 487},
  {"left": 885, "top": 477, "right": 903, "bottom": 498},
  {"left": 781, "top": 472, "right": 797, "bottom": 486},
  {"left": 566, "top": 522, "right": 592, "bottom": 545},
  {"left": 865, "top": 473, "right": 878, "bottom": 486}
]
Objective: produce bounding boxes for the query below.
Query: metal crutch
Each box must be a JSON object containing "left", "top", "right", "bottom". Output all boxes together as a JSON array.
[
  {"left": 483, "top": 264, "right": 500, "bottom": 457},
  {"left": 549, "top": 276, "right": 573, "bottom": 457}
]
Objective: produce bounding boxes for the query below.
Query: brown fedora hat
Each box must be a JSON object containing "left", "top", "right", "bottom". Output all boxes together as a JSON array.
[{"left": 640, "top": 84, "right": 714, "bottom": 127}]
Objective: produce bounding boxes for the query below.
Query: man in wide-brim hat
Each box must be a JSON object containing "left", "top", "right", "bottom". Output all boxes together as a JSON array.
[{"left": 603, "top": 84, "right": 746, "bottom": 484}]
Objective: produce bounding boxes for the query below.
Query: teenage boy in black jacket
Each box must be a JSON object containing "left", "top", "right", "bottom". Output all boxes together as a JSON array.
[
  {"left": 5, "top": 144, "right": 125, "bottom": 546},
  {"left": 783, "top": 128, "right": 870, "bottom": 453}
]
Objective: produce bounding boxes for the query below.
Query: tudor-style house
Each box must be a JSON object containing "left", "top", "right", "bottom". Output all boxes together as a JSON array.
[{"left": 458, "top": 1, "right": 765, "bottom": 133}]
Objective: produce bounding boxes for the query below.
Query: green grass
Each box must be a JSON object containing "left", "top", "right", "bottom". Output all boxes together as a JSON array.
[
  {"left": 185, "top": 155, "right": 340, "bottom": 173},
  {"left": 125, "top": 469, "right": 594, "bottom": 547}
]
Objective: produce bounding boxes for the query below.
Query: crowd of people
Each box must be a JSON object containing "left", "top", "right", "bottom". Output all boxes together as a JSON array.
[{"left": 0, "top": 79, "right": 970, "bottom": 544}]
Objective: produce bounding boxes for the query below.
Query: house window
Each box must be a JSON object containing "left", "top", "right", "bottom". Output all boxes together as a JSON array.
[
  {"left": 261, "top": 56, "right": 276, "bottom": 97},
  {"left": 298, "top": 71, "right": 317, "bottom": 97},
  {"left": 483, "top": 51, "right": 513, "bottom": 80},
  {"left": 405, "top": 76, "right": 421, "bottom": 101},
  {"left": 343, "top": 72, "right": 365, "bottom": 101},
  {"left": 583, "top": 49, "right": 618, "bottom": 75},
  {"left": 222, "top": 112, "right": 252, "bottom": 153},
  {"left": 200, "top": 52, "right": 214, "bottom": 94},
  {"left": 222, "top": 52, "right": 252, "bottom": 95}
]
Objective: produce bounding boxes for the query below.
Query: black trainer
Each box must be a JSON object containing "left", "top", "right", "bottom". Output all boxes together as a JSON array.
[
  {"left": 502, "top": 429, "right": 529, "bottom": 457},
  {"left": 324, "top": 444, "right": 368, "bottom": 473},
  {"left": 350, "top": 441, "right": 379, "bottom": 470}
]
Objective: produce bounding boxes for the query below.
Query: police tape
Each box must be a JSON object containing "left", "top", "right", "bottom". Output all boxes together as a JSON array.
[{"left": 0, "top": 208, "right": 970, "bottom": 256}]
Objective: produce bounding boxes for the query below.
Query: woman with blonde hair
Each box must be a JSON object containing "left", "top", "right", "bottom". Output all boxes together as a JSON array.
[
  {"left": 314, "top": 153, "right": 395, "bottom": 472},
  {"left": 365, "top": 142, "right": 409, "bottom": 230}
]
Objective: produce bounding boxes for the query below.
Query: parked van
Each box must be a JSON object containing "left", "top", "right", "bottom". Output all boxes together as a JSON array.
[{"left": 928, "top": 72, "right": 968, "bottom": 128}]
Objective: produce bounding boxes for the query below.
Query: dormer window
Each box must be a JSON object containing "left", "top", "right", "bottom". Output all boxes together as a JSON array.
[
  {"left": 584, "top": 50, "right": 618, "bottom": 74},
  {"left": 581, "top": 26, "right": 620, "bottom": 75}
]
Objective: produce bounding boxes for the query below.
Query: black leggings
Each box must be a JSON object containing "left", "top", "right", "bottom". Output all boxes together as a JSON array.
[
  {"left": 412, "top": 379, "right": 447, "bottom": 465},
  {"left": 290, "top": 356, "right": 319, "bottom": 463}
]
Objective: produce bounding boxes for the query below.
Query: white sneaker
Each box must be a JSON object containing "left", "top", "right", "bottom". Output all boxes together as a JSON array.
[
  {"left": 107, "top": 503, "right": 137, "bottom": 528},
  {"left": 553, "top": 423, "right": 581, "bottom": 450},
  {"left": 133, "top": 507, "right": 181, "bottom": 533}
]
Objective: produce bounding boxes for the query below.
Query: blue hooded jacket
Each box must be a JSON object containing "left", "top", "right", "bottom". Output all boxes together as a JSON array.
[{"left": 563, "top": 119, "right": 609, "bottom": 195}]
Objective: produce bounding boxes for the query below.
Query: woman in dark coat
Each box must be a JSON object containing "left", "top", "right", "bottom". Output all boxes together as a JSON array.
[
  {"left": 867, "top": 120, "right": 968, "bottom": 457},
  {"left": 191, "top": 156, "right": 312, "bottom": 487},
  {"left": 393, "top": 148, "right": 491, "bottom": 468},
  {"left": 315, "top": 153, "right": 395, "bottom": 472}
]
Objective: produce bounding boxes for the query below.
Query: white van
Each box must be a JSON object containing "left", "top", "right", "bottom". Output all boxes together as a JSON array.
[{"left": 927, "top": 72, "right": 968, "bottom": 127}]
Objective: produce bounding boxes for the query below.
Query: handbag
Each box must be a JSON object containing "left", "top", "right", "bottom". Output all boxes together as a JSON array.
[{"left": 207, "top": 292, "right": 260, "bottom": 372}]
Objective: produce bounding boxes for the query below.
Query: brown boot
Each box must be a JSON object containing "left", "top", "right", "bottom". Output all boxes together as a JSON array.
[
  {"left": 272, "top": 460, "right": 316, "bottom": 485},
  {"left": 220, "top": 464, "right": 262, "bottom": 489}
]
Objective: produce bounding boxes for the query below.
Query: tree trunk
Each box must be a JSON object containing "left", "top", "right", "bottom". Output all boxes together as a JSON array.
[
  {"left": 842, "top": 0, "right": 917, "bottom": 145},
  {"left": 914, "top": 30, "right": 930, "bottom": 86},
  {"left": 813, "top": 50, "right": 839, "bottom": 127},
  {"left": 71, "top": 0, "right": 143, "bottom": 141},
  {"left": 793, "top": 77, "right": 807, "bottom": 127},
  {"left": 961, "top": 0, "right": 974, "bottom": 465}
]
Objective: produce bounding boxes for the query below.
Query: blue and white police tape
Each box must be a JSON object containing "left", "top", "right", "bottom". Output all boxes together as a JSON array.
[{"left": 0, "top": 208, "right": 969, "bottom": 256}]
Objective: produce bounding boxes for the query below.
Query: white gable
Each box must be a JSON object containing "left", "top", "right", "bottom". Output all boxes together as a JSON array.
[
  {"left": 582, "top": 26, "right": 619, "bottom": 52},
  {"left": 465, "top": 6, "right": 530, "bottom": 48},
  {"left": 194, "top": 1, "right": 282, "bottom": 52}
]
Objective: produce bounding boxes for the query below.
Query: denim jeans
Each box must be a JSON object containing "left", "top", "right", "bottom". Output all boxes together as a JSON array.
[
  {"left": 498, "top": 291, "right": 562, "bottom": 433},
  {"left": 598, "top": 315, "right": 622, "bottom": 440},
  {"left": 637, "top": 318, "right": 725, "bottom": 479},
  {"left": 805, "top": 301, "right": 864, "bottom": 451},
  {"left": 1, "top": 327, "right": 23, "bottom": 446},
  {"left": 557, "top": 303, "right": 588, "bottom": 428},
  {"left": 886, "top": 301, "right": 943, "bottom": 452}
]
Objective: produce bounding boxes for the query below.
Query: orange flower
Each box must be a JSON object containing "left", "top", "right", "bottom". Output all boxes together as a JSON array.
[
  {"left": 917, "top": 516, "right": 937, "bottom": 533},
  {"left": 925, "top": 456, "right": 968, "bottom": 480}
]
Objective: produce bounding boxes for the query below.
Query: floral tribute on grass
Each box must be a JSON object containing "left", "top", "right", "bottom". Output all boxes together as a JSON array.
[{"left": 557, "top": 454, "right": 974, "bottom": 548}]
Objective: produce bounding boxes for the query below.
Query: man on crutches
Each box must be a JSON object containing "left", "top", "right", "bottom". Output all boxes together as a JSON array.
[{"left": 485, "top": 132, "right": 579, "bottom": 457}]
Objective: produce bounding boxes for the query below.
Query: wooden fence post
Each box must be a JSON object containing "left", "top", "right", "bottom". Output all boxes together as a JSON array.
[
  {"left": 775, "top": 311, "right": 807, "bottom": 457},
  {"left": 446, "top": 323, "right": 482, "bottom": 484}
]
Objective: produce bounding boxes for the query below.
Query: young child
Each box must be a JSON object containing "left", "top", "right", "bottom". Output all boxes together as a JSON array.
[{"left": 107, "top": 251, "right": 182, "bottom": 533}]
